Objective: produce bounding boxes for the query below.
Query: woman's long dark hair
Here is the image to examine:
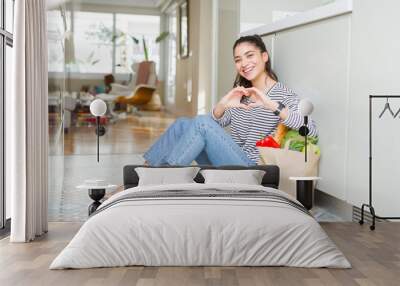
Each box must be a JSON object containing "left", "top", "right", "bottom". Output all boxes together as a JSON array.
[{"left": 233, "top": 34, "right": 278, "bottom": 88}]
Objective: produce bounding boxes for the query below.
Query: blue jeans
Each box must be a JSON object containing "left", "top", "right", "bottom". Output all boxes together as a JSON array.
[{"left": 143, "top": 115, "right": 255, "bottom": 166}]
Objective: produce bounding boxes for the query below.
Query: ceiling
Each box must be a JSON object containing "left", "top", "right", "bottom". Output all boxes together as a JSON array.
[{"left": 79, "top": 0, "right": 167, "bottom": 8}]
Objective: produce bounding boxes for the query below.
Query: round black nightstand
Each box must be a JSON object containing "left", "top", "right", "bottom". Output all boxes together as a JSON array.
[
  {"left": 289, "top": 177, "right": 321, "bottom": 210},
  {"left": 88, "top": 188, "right": 106, "bottom": 215},
  {"left": 77, "top": 181, "right": 118, "bottom": 216}
]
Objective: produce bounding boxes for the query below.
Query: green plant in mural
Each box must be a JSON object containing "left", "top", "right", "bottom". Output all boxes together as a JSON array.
[
  {"left": 86, "top": 23, "right": 115, "bottom": 44},
  {"left": 77, "top": 50, "right": 100, "bottom": 66},
  {"left": 122, "top": 31, "right": 169, "bottom": 61}
]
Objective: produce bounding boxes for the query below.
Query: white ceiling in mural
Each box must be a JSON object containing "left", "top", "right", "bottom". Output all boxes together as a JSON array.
[{"left": 79, "top": 0, "right": 167, "bottom": 8}]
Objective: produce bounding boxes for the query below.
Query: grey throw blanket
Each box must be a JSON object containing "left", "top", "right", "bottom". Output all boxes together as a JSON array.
[{"left": 91, "top": 189, "right": 311, "bottom": 217}]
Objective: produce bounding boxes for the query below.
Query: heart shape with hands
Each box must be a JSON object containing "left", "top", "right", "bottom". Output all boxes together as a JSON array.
[{"left": 222, "top": 86, "right": 272, "bottom": 110}]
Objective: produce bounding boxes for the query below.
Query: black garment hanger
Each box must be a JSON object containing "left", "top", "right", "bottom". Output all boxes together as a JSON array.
[
  {"left": 378, "top": 97, "right": 395, "bottom": 118},
  {"left": 394, "top": 106, "right": 400, "bottom": 118}
]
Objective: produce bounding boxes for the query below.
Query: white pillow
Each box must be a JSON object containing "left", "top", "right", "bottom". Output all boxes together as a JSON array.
[
  {"left": 135, "top": 167, "right": 200, "bottom": 186},
  {"left": 200, "top": 169, "right": 266, "bottom": 185}
]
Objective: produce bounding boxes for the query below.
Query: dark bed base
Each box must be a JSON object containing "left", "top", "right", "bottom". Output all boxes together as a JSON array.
[{"left": 123, "top": 165, "right": 280, "bottom": 190}]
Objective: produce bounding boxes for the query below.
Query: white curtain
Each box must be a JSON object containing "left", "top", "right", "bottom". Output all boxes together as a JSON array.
[{"left": 8, "top": 0, "right": 49, "bottom": 242}]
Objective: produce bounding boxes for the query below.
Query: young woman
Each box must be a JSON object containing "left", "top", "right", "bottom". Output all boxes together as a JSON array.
[{"left": 144, "top": 34, "right": 318, "bottom": 166}]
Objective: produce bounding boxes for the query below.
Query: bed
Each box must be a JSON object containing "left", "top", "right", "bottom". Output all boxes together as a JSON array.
[{"left": 50, "top": 165, "right": 350, "bottom": 269}]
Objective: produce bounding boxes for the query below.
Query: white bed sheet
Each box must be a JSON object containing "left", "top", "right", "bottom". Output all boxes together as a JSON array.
[{"left": 50, "top": 183, "right": 350, "bottom": 269}]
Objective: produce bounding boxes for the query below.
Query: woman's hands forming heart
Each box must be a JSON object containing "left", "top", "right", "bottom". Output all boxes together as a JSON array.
[
  {"left": 221, "top": 86, "right": 276, "bottom": 111},
  {"left": 220, "top": 86, "right": 251, "bottom": 110},
  {"left": 245, "top": 87, "right": 273, "bottom": 109}
]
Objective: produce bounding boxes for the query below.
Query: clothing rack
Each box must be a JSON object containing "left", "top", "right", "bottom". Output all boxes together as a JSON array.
[{"left": 360, "top": 95, "right": 400, "bottom": 230}]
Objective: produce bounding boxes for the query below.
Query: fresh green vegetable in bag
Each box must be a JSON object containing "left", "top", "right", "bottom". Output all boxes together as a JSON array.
[{"left": 280, "top": 130, "right": 320, "bottom": 155}]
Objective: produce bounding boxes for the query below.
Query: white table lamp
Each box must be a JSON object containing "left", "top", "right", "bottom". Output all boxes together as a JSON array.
[
  {"left": 90, "top": 99, "right": 107, "bottom": 162},
  {"left": 90, "top": 99, "right": 107, "bottom": 116}
]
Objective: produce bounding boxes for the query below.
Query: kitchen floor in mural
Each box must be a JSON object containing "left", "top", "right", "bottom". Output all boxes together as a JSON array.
[
  {"left": 48, "top": 154, "right": 144, "bottom": 222},
  {"left": 48, "top": 153, "right": 347, "bottom": 222}
]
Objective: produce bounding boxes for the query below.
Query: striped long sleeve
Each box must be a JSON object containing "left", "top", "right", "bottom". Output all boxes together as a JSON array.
[
  {"left": 211, "top": 107, "right": 232, "bottom": 127},
  {"left": 281, "top": 92, "right": 318, "bottom": 137}
]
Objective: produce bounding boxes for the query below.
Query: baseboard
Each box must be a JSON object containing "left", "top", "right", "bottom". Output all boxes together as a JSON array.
[
  {"left": 0, "top": 218, "right": 11, "bottom": 239},
  {"left": 314, "top": 189, "right": 353, "bottom": 221},
  {"left": 314, "top": 189, "right": 387, "bottom": 223}
]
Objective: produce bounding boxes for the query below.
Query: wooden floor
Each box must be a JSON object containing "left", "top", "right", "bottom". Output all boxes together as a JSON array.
[
  {"left": 1, "top": 222, "right": 399, "bottom": 286},
  {"left": 63, "top": 111, "right": 176, "bottom": 155}
]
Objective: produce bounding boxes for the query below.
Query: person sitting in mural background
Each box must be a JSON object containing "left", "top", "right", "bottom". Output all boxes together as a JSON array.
[{"left": 143, "top": 34, "right": 318, "bottom": 166}]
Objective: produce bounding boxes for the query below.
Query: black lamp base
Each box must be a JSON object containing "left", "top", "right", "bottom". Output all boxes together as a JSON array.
[
  {"left": 299, "top": 125, "right": 309, "bottom": 137},
  {"left": 95, "top": 125, "right": 106, "bottom": 136},
  {"left": 296, "top": 180, "right": 313, "bottom": 210},
  {"left": 88, "top": 188, "right": 106, "bottom": 216}
]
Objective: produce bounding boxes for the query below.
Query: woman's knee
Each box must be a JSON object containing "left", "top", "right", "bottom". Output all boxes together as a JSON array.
[
  {"left": 167, "top": 117, "right": 193, "bottom": 136},
  {"left": 193, "top": 114, "right": 214, "bottom": 125},
  {"left": 175, "top": 116, "right": 192, "bottom": 124},
  {"left": 172, "top": 115, "right": 213, "bottom": 131},
  {"left": 171, "top": 117, "right": 192, "bottom": 129},
  {"left": 172, "top": 115, "right": 216, "bottom": 134},
  {"left": 192, "top": 115, "right": 222, "bottom": 136}
]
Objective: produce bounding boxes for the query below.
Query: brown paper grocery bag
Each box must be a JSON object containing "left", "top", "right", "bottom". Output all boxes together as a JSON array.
[{"left": 257, "top": 140, "right": 320, "bottom": 197}]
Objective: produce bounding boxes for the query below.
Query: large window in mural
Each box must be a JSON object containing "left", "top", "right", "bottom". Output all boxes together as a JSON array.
[
  {"left": 115, "top": 14, "right": 160, "bottom": 74},
  {"left": 73, "top": 12, "right": 114, "bottom": 74},
  {"left": 49, "top": 11, "right": 161, "bottom": 76}
]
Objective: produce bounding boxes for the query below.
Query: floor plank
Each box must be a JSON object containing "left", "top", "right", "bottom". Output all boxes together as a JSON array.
[{"left": 1, "top": 222, "right": 399, "bottom": 286}]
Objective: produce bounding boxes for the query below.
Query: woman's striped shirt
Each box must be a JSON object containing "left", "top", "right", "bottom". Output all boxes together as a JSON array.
[{"left": 211, "top": 82, "right": 318, "bottom": 164}]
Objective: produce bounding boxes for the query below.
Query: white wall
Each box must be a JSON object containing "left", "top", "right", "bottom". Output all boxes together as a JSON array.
[
  {"left": 271, "top": 15, "right": 351, "bottom": 200},
  {"left": 239, "top": 0, "right": 329, "bottom": 32},
  {"left": 216, "top": 0, "right": 239, "bottom": 102},
  {"left": 165, "top": 0, "right": 199, "bottom": 116},
  {"left": 346, "top": 0, "right": 400, "bottom": 216},
  {"left": 196, "top": 0, "right": 214, "bottom": 114},
  {"left": 165, "top": 0, "right": 239, "bottom": 116},
  {"left": 241, "top": 0, "right": 400, "bottom": 216}
]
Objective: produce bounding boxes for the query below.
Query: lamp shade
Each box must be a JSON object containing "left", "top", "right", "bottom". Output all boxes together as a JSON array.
[
  {"left": 90, "top": 99, "right": 107, "bottom": 116},
  {"left": 299, "top": 99, "right": 314, "bottom": 116}
]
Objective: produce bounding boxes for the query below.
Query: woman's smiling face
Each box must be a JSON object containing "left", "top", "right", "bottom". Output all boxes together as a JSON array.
[{"left": 234, "top": 42, "right": 268, "bottom": 82}]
